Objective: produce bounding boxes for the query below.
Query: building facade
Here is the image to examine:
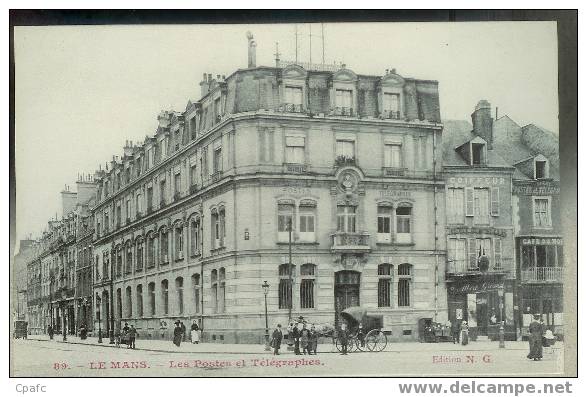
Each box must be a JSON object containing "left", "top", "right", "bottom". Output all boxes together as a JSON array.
[{"left": 90, "top": 47, "right": 447, "bottom": 343}]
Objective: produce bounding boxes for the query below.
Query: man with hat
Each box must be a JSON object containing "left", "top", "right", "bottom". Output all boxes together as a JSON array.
[
  {"left": 173, "top": 320, "right": 183, "bottom": 347},
  {"left": 527, "top": 314, "right": 545, "bottom": 361},
  {"left": 271, "top": 324, "right": 283, "bottom": 355}
]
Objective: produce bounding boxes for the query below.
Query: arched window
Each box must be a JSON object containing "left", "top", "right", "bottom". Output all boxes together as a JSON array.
[
  {"left": 95, "top": 255, "right": 100, "bottom": 280},
  {"left": 148, "top": 282, "right": 155, "bottom": 316},
  {"left": 398, "top": 264, "right": 412, "bottom": 307},
  {"left": 211, "top": 270, "right": 218, "bottom": 313},
  {"left": 125, "top": 241, "right": 133, "bottom": 274},
  {"left": 218, "top": 268, "right": 226, "bottom": 313},
  {"left": 147, "top": 233, "right": 156, "bottom": 268},
  {"left": 136, "top": 284, "right": 143, "bottom": 317},
  {"left": 136, "top": 238, "right": 144, "bottom": 271},
  {"left": 278, "top": 263, "right": 295, "bottom": 309},
  {"left": 191, "top": 274, "right": 201, "bottom": 313},
  {"left": 160, "top": 228, "right": 169, "bottom": 264},
  {"left": 174, "top": 224, "right": 183, "bottom": 261},
  {"left": 378, "top": 264, "right": 393, "bottom": 307},
  {"left": 190, "top": 217, "right": 200, "bottom": 257},
  {"left": 125, "top": 286, "right": 132, "bottom": 317},
  {"left": 175, "top": 277, "right": 184, "bottom": 315},
  {"left": 300, "top": 264, "right": 316, "bottom": 309},
  {"left": 161, "top": 279, "right": 169, "bottom": 315},
  {"left": 116, "top": 245, "right": 123, "bottom": 276}
]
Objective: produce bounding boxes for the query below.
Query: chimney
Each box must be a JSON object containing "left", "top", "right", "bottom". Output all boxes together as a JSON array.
[
  {"left": 199, "top": 73, "right": 209, "bottom": 97},
  {"left": 61, "top": 190, "right": 78, "bottom": 217},
  {"left": 123, "top": 140, "right": 134, "bottom": 157},
  {"left": 246, "top": 31, "right": 256, "bottom": 68},
  {"left": 471, "top": 100, "right": 494, "bottom": 149},
  {"left": 76, "top": 176, "right": 98, "bottom": 204}
]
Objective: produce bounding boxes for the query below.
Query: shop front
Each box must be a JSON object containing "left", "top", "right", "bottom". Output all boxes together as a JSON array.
[{"left": 447, "top": 275, "right": 516, "bottom": 341}]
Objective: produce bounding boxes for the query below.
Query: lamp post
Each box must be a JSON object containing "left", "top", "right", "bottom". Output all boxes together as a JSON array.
[
  {"left": 96, "top": 295, "right": 102, "bottom": 343},
  {"left": 498, "top": 288, "right": 505, "bottom": 348},
  {"left": 262, "top": 281, "right": 270, "bottom": 351},
  {"left": 61, "top": 288, "right": 67, "bottom": 342}
]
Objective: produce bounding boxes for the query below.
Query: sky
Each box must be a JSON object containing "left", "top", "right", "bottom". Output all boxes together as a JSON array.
[{"left": 14, "top": 21, "right": 558, "bottom": 243}]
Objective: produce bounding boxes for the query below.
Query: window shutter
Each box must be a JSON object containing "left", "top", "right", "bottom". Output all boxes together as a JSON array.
[
  {"left": 465, "top": 187, "right": 474, "bottom": 217},
  {"left": 493, "top": 238, "right": 502, "bottom": 270},
  {"left": 491, "top": 187, "right": 500, "bottom": 216},
  {"left": 468, "top": 238, "right": 478, "bottom": 270}
]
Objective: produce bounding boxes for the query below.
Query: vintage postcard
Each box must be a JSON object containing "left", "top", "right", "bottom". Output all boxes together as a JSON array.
[{"left": 10, "top": 16, "right": 576, "bottom": 379}]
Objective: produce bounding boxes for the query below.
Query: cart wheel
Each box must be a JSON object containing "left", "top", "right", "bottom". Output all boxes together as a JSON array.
[
  {"left": 334, "top": 338, "right": 343, "bottom": 352},
  {"left": 356, "top": 335, "right": 367, "bottom": 351},
  {"left": 348, "top": 336, "right": 358, "bottom": 352},
  {"left": 366, "top": 330, "right": 387, "bottom": 352}
]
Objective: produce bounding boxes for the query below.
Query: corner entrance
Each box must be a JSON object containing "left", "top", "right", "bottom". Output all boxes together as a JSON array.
[{"left": 334, "top": 271, "right": 360, "bottom": 327}]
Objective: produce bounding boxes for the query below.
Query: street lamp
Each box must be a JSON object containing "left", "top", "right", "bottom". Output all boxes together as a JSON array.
[
  {"left": 61, "top": 288, "right": 67, "bottom": 342},
  {"left": 96, "top": 295, "right": 102, "bottom": 343},
  {"left": 262, "top": 281, "right": 270, "bottom": 351}
]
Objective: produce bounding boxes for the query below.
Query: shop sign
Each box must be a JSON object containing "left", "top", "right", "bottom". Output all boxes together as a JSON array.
[
  {"left": 513, "top": 184, "right": 560, "bottom": 195},
  {"left": 521, "top": 237, "right": 563, "bottom": 246},
  {"left": 447, "top": 176, "right": 506, "bottom": 187},
  {"left": 448, "top": 226, "right": 507, "bottom": 237},
  {"left": 448, "top": 281, "right": 504, "bottom": 295}
]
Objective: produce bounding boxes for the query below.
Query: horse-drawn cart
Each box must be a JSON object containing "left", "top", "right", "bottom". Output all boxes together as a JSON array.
[{"left": 337, "top": 306, "right": 388, "bottom": 352}]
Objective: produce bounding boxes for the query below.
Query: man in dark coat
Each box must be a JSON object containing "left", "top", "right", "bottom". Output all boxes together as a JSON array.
[
  {"left": 128, "top": 325, "right": 137, "bottom": 349},
  {"left": 292, "top": 323, "right": 301, "bottom": 355},
  {"left": 527, "top": 314, "right": 545, "bottom": 361},
  {"left": 180, "top": 321, "right": 187, "bottom": 342},
  {"left": 309, "top": 324, "right": 318, "bottom": 355},
  {"left": 271, "top": 324, "right": 283, "bottom": 355},
  {"left": 48, "top": 324, "right": 54, "bottom": 340},
  {"left": 338, "top": 322, "right": 349, "bottom": 355},
  {"left": 173, "top": 321, "right": 183, "bottom": 347},
  {"left": 450, "top": 320, "right": 460, "bottom": 344}
]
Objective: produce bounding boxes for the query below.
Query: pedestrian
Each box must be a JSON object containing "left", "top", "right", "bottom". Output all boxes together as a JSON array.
[
  {"left": 271, "top": 324, "right": 283, "bottom": 355},
  {"left": 527, "top": 314, "right": 545, "bottom": 361},
  {"left": 292, "top": 322, "right": 301, "bottom": 355},
  {"left": 128, "top": 324, "right": 137, "bottom": 349},
  {"left": 173, "top": 320, "right": 183, "bottom": 347},
  {"left": 122, "top": 322, "right": 130, "bottom": 334},
  {"left": 180, "top": 321, "right": 187, "bottom": 342},
  {"left": 79, "top": 323, "right": 87, "bottom": 340},
  {"left": 190, "top": 320, "right": 200, "bottom": 344},
  {"left": 47, "top": 324, "right": 54, "bottom": 340},
  {"left": 451, "top": 319, "right": 460, "bottom": 344},
  {"left": 309, "top": 324, "right": 318, "bottom": 355},
  {"left": 338, "top": 322, "right": 349, "bottom": 355},
  {"left": 300, "top": 323, "right": 310, "bottom": 355},
  {"left": 460, "top": 321, "right": 469, "bottom": 346}
]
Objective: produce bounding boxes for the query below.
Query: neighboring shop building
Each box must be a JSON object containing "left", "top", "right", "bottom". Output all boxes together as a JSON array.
[{"left": 443, "top": 101, "right": 516, "bottom": 341}]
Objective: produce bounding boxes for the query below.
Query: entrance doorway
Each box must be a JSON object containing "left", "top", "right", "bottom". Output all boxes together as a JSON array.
[{"left": 334, "top": 271, "right": 360, "bottom": 327}]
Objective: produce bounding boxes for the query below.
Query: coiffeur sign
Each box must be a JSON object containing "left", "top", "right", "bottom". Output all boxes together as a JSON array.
[{"left": 448, "top": 281, "right": 504, "bottom": 295}]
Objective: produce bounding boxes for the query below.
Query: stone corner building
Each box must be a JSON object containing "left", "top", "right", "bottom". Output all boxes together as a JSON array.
[{"left": 90, "top": 49, "right": 446, "bottom": 343}]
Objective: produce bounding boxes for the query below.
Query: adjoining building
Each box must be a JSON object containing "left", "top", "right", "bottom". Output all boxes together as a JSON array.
[
  {"left": 91, "top": 35, "right": 447, "bottom": 343},
  {"left": 491, "top": 116, "right": 563, "bottom": 339},
  {"left": 443, "top": 102, "right": 517, "bottom": 341}
]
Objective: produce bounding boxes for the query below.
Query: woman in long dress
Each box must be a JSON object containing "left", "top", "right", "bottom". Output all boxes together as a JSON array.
[
  {"left": 460, "top": 321, "right": 469, "bottom": 346},
  {"left": 173, "top": 321, "right": 183, "bottom": 347},
  {"left": 190, "top": 320, "right": 200, "bottom": 344},
  {"left": 527, "top": 314, "right": 545, "bottom": 360}
]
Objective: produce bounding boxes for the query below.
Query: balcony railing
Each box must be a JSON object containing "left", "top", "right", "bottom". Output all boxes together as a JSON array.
[
  {"left": 522, "top": 267, "right": 563, "bottom": 283},
  {"left": 447, "top": 258, "right": 512, "bottom": 275},
  {"left": 382, "top": 168, "right": 438, "bottom": 179},
  {"left": 332, "top": 107, "right": 354, "bottom": 117},
  {"left": 335, "top": 156, "right": 356, "bottom": 167},
  {"left": 284, "top": 163, "right": 307, "bottom": 173},
  {"left": 330, "top": 232, "right": 371, "bottom": 253},
  {"left": 383, "top": 167, "right": 406, "bottom": 177},
  {"left": 277, "top": 103, "right": 304, "bottom": 113},
  {"left": 381, "top": 110, "right": 401, "bottom": 120}
]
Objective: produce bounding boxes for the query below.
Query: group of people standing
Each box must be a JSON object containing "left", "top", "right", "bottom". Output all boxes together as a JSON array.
[
  {"left": 449, "top": 320, "right": 470, "bottom": 345},
  {"left": 270, "top": 319, "right": 319, "bottom": 355},
  {"left": 173, "top": 319, "right": 201, "bottom": 347}
]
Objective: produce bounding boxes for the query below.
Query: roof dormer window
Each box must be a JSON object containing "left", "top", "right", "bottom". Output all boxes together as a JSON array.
[
  {"left": 535, "top": 157, "right": 549, "bottom": 179},
  {"left": 471, "top": 142, "right": 486, "bottom": 165}
]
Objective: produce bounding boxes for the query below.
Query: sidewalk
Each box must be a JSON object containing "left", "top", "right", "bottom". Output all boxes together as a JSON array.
[{"left": 25, "top": 334, "right": 541, "bottom": 355}]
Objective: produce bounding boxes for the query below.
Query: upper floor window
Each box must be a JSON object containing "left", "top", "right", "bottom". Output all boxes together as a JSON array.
[
  {"left": 396, "top": 205, "right": 412, "bottom": 244},
  {"left": 213, "top": 97, "right": 222, "bottom": 123},
  {"left": 136, "top": 238, "right": 144, "bottom": 271},
  {"left": 160, "top": 229, "right": 169, "bottom": 263},
  {"left": 146, "top": 187, "right": 153, "bottom": 210},
  {"left": 472, "top": 188, "right": 490, "bottom": 225},
  {"left": 277, "top": 203, "right": 294, "bottom": 242},
  {"left": 533, "top": 197, "right": 552, "bottom": 228},
  {"left": 174, "top": 172, "right": 181, "bottom": 199},
  {"left": 125, "top": 242, "right": 132, "bottom": 274},
  {"left": 190, "top": 217, "right": 200, "bottom": 257},
  {"left": 174, "top": 224, "right": 183, "bottom": 260},
  {"left": 336, "top": 139, "right": 355, "bottom": 163},
  {"left": 471, "top": 143, "right": 486, "bottom": 165},
  {"left": 159, "top": 179, "right": 166, "bottom": 206},
  {"left": 377, "top": 205, "right": 393, "bottom": 243},
  {"left": 189, "top": 116, "right": 197, "bottom": 140},
  {"left": 213, "top": 146, "right": 223, "bottom": 174},
  {"left": 447, "top": 188, "right": 465, "bottom": 224},
  {"left": 384, "top": 143, "right": 402, "bottom": 168},
  {"left": 298, "top": 203, "right": 316, "bottom": 242},
  {"left": 190, "top": 164, "right": 198, "bottom": 187},
  {"left": 383, "top": 93, "right": 400, "bottom": 119},
  {"left": 285, "top": 136, "right": 305, "bottom": 164},
  {"left": 335, "top": 89, "right": 353, "bottom": 113},
  {"left": 337, "top": 205, "right": 356, "bottom": 233},
  {"left": 174, "top": 130, "right": 181, "bottom": 152}
]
